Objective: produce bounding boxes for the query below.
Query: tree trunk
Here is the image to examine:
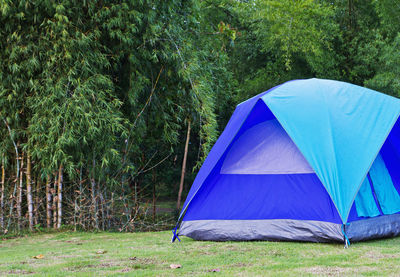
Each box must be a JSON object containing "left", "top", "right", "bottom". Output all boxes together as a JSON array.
[
  {"left": 132, "top": 181, "right": 139, "bottom": 224},
  {"left": 104, "top": 188, "right": 110, "bottom": 230},
  {"left": 74, "top": 169, "right": 82, "bottom": 232},
  {"left": 26, "top": 152, "right": 33, "bottom": 231},
  {"left": 34, "top": 178, "right": 40, "bottom": 226},
  {"left": 3, "top": 119, "right": 19, "bottom": 232},
  {"left": 53, "top": 174, "right": 57, "bottom": 229},
  {"left": 110, "top": 192, "right": 114, "bottom": 229},
  {"left": 17, "top": 152, "right": 24, "bottom": 230},
  {"left": 0, "top": 158, "right": 5, "bottom": 230},
  {"left": 57, "top": 165, "right": 63, "bottom": 229},
  {"left": 177, "top": 120, "right": 191, "bottom": 211},
  {"left": 91, "top": 156, "right": 98, "bottom": 230},
  {"left": 6, "top": 178, "right": 17, "bottom": 232},
  {"left": 152, "top": 170, "right": 156, "bottom": 221},
  {"left": 91, "top": 177, "right": 98, "bottom": 230},
  {"left": 73, "top": 194, "right": 77, "bottom": 231},
  {"left": 46, "top": 176, "right": 51, "bottom": 228},
  {"left": 79, "top": 168, "right": 83, "bottom": 230},
  {"left": 99, "top": 190, "right": 105, "bottom": 230}
]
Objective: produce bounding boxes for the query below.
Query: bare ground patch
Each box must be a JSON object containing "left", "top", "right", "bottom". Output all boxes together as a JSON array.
[
  {"left": 232, "top": 262, "right": 252, "bottom": 268},
  {"left": 118, "top": 267, "right": 132, "bottom": 272},
  {"left": 267, "top": 249, "right": 286, "bottom": 257},
  {"left": 66, "top": 262, "right": 125, "bottom": 272},
  {"left": 362, "top": 251, "right": 399, "bottom": 260},
  {"left": 6, "top": 269, "right": 35, "bottom": 275},
  {"left": 130, "top": 257, "right": 157, "bottom": 265},
  {"left": 300, "top": 265, "right": 377, "bottom": 276},
  {"left": 221, "top": 244, "right": 252, "bottom": 253},
  {"left": 301, "top": 266, "right": 350, "bottom": 276}
]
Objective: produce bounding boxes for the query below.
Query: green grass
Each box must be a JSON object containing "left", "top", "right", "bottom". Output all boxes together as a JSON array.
[{"left": 0, "top": 231, "right": 399, "bottom": 276}]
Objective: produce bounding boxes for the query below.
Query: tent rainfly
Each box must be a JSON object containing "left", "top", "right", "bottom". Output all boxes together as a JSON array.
[{"left": 172, "top": 78, "right": 400, "bottom": 245}]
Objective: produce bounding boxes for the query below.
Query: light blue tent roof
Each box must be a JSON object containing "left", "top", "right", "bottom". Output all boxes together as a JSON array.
[{"left": 261, "top": 79, "right": 400, "bottom": 222}]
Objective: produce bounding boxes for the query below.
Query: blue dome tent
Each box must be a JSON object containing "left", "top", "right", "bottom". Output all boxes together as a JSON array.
[{"left": 172, "top": 78, "right": 400, "bottom": 244}]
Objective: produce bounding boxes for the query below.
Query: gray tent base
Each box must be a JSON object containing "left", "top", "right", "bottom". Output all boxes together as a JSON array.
[
  {"left": 346, "top": 214, "right": 400, "bottom": 242},
  {"left": 179, "top": 215, "right": 400, "bottom": 243}
]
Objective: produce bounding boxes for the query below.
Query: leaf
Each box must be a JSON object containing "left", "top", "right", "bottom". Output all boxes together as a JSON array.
[
  {"left": 33, "top": 254, "right": 44, "bottom": 259},
  {"left": 169, "top": 264, "right": 182, "bottom": 269}
]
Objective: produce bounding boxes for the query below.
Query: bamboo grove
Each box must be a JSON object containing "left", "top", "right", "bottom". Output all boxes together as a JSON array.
[{"left": 1, "top": 0, "right": 400, "bottom": 233}]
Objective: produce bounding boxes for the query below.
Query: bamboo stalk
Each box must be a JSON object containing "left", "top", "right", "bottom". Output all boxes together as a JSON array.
[
  {"left": 91, "top": 157, "right": 98, "bottom": 230},
  {"left": 0, "top": 158, "right": 5, "bottom": 230},
  {"left": 110, "top": 192, "right": 114, "bottom": 229},
  {"left": 26, "top": 152, "right": 33, "bottom": 231},
  {"left": 6, "top": 178, "right": 17, "bottom": 232},
  {"left": 74, "top": 168, "right": 82, "bottom": 232},
  {"left": 17, "top": 152, "right": 24, "bottom": 230},
  {"left": 57, "top": 164, "right": 63, "bottom": 229},
  {"left": 79, "top": 168, "right": 83, "bottom": 230},
  {"left": 105, "top": 188, "right": 110, "bottom": 230},
  {"left": 91, "top": 178, "right": 98, "bottom": 229},
  {"left": 46, "top": 175, "right": 51, "bottom": 228},
  {"left": 3, "top": 119, "right": 20, "bottom": 232},
  {"left": 177, "top": 120, "right": 191, "bottom": 210},
  {"left": 53, "top": 174, "right": 57, "bottom": 229},
  {"left": 34, "top": 178, "right": 40, "bottom": 226},
  {"left": 152, "top": 170, "right": 156, "bottom": 222},
  {"left": 99, "top": 189, "right": 105, "bottom": 231}
]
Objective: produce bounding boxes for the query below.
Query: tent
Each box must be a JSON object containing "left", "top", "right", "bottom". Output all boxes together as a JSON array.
[{"left": 172, "top": 78, "right": 400, "bottom": 244}]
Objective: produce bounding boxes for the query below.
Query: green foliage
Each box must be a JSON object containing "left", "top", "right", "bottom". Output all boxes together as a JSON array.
[
  {"left": 1, "top": 0, "right": 400, "bottom": 231},
  {"left": 255, "top": 0, "right": 339, "bottom": 72},
  {"left": 366, "top": 34, "right": 400, "bottom": 97}
]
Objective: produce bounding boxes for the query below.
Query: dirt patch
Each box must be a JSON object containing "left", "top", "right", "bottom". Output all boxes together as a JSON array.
[
  {"left": 130, "top": 257, "right": 156, "bottom": 265},
  {"left": 62, "top": 239, "right": 86, "bottom": 245},
  {"left": 119, "top": 267, "right": 132, "bottom": 272},
  {"left": 268, "top": 250, "right": 285, "bottom": 257},
  {"left": 223, "top": 245, "right": 241, "bottom": 251},
  {"left": 198, "top": 244, "right": 213, "bottom": 248},
  {"left": 126, "top": 257, "right": 159, "bottom": 270},
  {"left": 362, "top": 251, "right": 398, "bottom": 260},
  {"left": 196, "top": 250, "right": 214, "bottom": 255},
  {"left": 301, "top": 266, "right": 350, "bottom": 275},
  {"left": 233, "top": 262, "right": 252, "bottom": 268},
  {"left": 67, "top": 263, "right": 120, "bottom": 272},
  {"left": 98, "top": 262, "right": 122, "bottom": 268},
  {"left": 73, "top": 260, "right": 123, "bottom": 269},
  {"left": 7, "top": 269, "right": 35, "bottom": 275},
  {"left": 68, "top": 264, "right": 96, "bottom": 271}
]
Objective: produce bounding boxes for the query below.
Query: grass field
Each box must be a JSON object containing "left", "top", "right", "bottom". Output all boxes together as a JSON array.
[{"left": 1, "top": 231, "right": 400, "bottom": 276}]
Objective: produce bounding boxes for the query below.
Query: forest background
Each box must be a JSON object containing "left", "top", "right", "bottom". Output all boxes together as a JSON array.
[{"left": 0, "top": 0, "right": 399, "bottom": 233}]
